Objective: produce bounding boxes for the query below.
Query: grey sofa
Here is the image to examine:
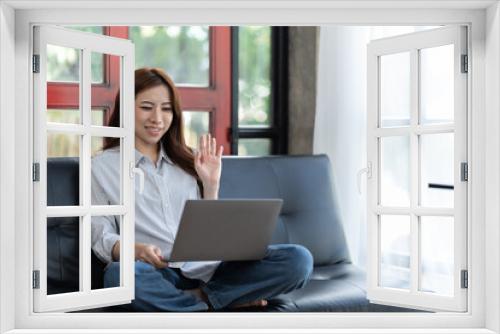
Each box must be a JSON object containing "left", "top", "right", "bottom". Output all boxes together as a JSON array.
[{"left": 46, "top": 154, "right": 415, "bottom": 312}]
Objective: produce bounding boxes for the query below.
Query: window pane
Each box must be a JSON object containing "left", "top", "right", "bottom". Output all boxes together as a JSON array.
[
  {"left": 380, "top": 136, "right": 410, "bottom": 207},
  {"left": 47, "top": 216, "right": 80, "bottom": 295},
  {"left": 238, "top": 138, "right": 271, "bottom": 156},
  {"left": 47, "top": 109, "right": 80, "bottom": 124},
  {"left": 238, "top": 27, "right": 271, "bottom": 127},
  {"left": 420, "top": 216, "right": 454, "bottom": 296},
  {"left": 380, "top": 215, "right": 410, "bottom": 290},
  {"left": 47, "top": 132, "right": 81, "bottom": 206},
  {"left": 91, "top": 53, "right": 120, "bottom": 127},
  {"left": 91, "top": 215, "right": 121, "bottom": 289},
  {"left": 420, "top": 44, "right": 454, "bottom": 125},
  {"left": 130, "top": 26, "right": 210, "bottom": 86},
  {"left": 90, "top": 51, "right": 104, "bottom": 85},
  {"left": 46, "top": 44, "right": 81, "bottom": 123},
  {"left": 91, "top": 137, "right": 122, "bottom": 206},
  {"left": 91, "top": 109, "right": 106, "bottom": 127},
  {"left": 380, "top": 52, "right": 411, "bottom": 127},
  {"left": 420, "top": 133, "right": 454, "bottom": 208},
  {"left": 65, "top": 26, "right": 104, "bottom": 83},
  {"left": 47, "top": 132, "right": 80, "bottom": 159},
  {"left": 183, "top": 111, "right": 210, "bottom": 149},
  {"left": 47, "top": 44, "right": 80, "bottom": 83}
]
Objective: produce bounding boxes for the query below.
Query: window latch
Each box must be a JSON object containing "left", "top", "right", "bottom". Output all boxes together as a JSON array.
[
  {"left": 129, "top": 162, "right": 145, "bottom": 194},
  {"left": 357, "top": 162, "right": 372, "bottom": 195}
]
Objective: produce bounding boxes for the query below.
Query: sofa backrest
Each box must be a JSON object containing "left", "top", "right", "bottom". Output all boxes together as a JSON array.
[
  {"left": 46, "top": 154, "right": 350, "bottom": 293},
  {"left": 218, "top": 155, "right": 350, "bottom": 266}
]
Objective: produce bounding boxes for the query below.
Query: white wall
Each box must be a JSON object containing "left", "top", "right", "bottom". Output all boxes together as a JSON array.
[
  {"left": 0, "top": 2, "right": 16, "bottom": 333},
  {"left": 485, "top": 3, "right": 500, "bottom": 332}
]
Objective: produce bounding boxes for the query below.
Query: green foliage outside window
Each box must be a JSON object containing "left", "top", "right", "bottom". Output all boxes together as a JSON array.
[
  {"left": 238, "top": 27, "right": 271, "bottom": 127},
  {"left": 130, "top": 26, "right": 210, "bottom": 86},
  {"left": 49, "top": 26, "right": 103, "bottom": 83}
]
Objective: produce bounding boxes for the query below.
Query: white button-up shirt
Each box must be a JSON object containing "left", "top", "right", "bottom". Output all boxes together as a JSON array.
[{"left": 90, "top": 144, "right": 220, "bottom": 283}]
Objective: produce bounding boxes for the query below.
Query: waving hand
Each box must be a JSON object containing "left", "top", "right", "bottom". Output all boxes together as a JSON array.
[{"left": 194, "top": 133, "right": 223, "bottom": 197}]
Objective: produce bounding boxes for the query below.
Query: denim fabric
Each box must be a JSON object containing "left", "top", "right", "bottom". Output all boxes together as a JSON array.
[{"left": 103, "top": 244, "right": 313, "bottom": 311}]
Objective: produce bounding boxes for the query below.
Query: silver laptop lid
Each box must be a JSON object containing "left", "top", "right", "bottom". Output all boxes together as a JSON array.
[{"left": 169, "top": 199, "right": 283, "bottom": 261}]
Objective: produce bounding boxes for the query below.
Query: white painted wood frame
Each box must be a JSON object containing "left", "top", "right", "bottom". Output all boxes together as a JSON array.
[
  {"left": 0, "top": 1, "right": 497, "bottom": 333},
  {"left": 366, "top": 26, "right": 468, "bottom": 312},
  {"left": 32, "top": 25, "right": 136, "bottom": 312}
]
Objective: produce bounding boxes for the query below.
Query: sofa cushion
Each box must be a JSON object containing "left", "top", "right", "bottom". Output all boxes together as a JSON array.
[
  {"left": 219, "top": 155, "right": 350, "bottom": 266},
  {"left": 265, "top": 263, "right": 420, "bottom": 312}
]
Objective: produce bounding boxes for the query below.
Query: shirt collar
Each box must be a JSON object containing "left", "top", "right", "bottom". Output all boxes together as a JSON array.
[{"left": 134, "top": 142, "right": 174, "bottom": 166}]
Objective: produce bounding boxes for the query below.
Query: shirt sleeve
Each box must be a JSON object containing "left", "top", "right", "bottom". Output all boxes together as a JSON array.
[{"left": 90, "top": 158, "right": 120, "bottom": 264}]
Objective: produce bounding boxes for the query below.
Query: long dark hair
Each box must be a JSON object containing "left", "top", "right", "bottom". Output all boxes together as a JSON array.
[{"left": 104, "top": 67, "right": 203, "bottom": 195}]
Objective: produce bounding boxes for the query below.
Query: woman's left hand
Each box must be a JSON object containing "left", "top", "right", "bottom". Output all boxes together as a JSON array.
[{"left": 194, "top": 133, "right": 223, "bottom": 194}]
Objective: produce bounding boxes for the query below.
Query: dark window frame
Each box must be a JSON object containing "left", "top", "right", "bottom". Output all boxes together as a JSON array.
[{"left": 230, "top": 26, "right": 289, "bottom": 155}]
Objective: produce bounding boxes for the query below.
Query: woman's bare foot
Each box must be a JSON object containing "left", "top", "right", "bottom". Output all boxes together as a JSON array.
[
  {"left": 230, "top": 299, "right": 268, "bottom": 308},
  {"left": 186, "top": 288, "right": 267, "bottom": 309}
]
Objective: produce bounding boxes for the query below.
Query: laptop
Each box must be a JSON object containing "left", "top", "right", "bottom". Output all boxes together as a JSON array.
[{"left": 168, "top": 199, "right": 283, "bottom": 262}]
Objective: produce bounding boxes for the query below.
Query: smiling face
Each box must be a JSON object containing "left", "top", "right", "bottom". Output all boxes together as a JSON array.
[{"left": 134, "top": 84, "right": 174, "bottom": 152}]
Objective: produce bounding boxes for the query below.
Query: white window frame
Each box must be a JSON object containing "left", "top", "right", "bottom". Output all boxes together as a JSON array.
[
  {"left": 366, "top": 26, "right": 468, "bottom": 312},
  {"left": 32, "top": 25, "right": 136, "bottom": 312},
  {"left": 0, "top": 1, "right": 498, "bottom": 333}
]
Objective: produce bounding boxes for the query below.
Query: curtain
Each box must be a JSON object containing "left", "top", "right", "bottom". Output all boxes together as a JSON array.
[
  {"left": 313, "top": 26, "right": 439, "bottom": 269},
  {"left": 313, "top": 26, "right": 371, "bottom": 269}
]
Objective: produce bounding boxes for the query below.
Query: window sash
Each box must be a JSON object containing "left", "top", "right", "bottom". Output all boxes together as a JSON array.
[
  {"left": 32, "top": 25, "right": 136, "bottom": 312},
  {"left": 366, "top": 26, "right": 468, "bottom": 312}
]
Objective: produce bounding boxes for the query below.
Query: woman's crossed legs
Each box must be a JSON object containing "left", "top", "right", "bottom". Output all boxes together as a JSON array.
[{"left": 103, "top": 244, "right": 313, "bottom": 312}]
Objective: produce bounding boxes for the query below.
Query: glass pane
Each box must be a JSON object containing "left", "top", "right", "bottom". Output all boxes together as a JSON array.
[
  {"left": 47, "top": 132, "right": 81, "bottom": 206},
  {"left": 183, "top": 111, "right": 210, "bottom": 149},
  {"left": 380, "top": 52, "right": 411, "bottom": 127},
  {"left": 47, "top": 44, "right": 80, "bottom": 83},
  {"left": 238, "top": 26, "right": 271, "bottom": 127},
  {"left": 91, "top": 109, "right": 106, "bottom": 127},
  {"left": 47, "top": 132, "right": 80, "bottom": 158},
  {"left": 380, "top": 136, "right": 410, "bottom": 207},
  {"left": 46, "top": 44, "right": 80, "bottom": 122},
  {"left": 90, "top": 51, "right": 104, "bottom": 84},
  {"left": 420, "top": 216, "right": 454, "bottom": 296},
  {"left": 92, "top": 53, "right": 120, "bottom": 127},
  {"left": 420, "top": 44, "right": 454, "bottom": 125},
  {"left": 238, "top": 138, "right": 272, "bottom": 156},
  {"left": 47, "top": 216, "right": 81, "bottom": 295},
  {"left": 91, "top": 215, "right": 121, "bottom": 289},
  {"left": 91, "top": 137, "right": 122, "bottom": 206},
  {"left": 380, "top": 215, "right": 410, "bottom": 290},
  {"left": 64, "top": 26, "right": 104, "bottom": 83},
  {"left": 47, "top": 109, "right": 80, "bottom": 124},
  {"left": 420, "top": 133, "right": 454, "bottom": 208},
  {"left": 130, "top": 26, "right": 210, "bottom": 86}
]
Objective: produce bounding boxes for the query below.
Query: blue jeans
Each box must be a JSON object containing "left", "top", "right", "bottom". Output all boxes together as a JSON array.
[{"left": 103, "top": 244, "right": 313, "bottom": 311}]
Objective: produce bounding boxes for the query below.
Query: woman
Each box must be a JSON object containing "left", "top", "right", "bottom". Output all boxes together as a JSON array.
[{"left": 91, "top": 67, "right": 313, "bottom": 312}]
